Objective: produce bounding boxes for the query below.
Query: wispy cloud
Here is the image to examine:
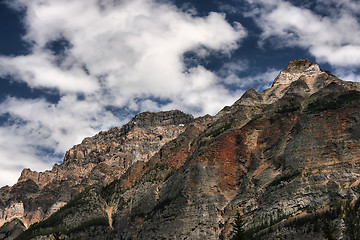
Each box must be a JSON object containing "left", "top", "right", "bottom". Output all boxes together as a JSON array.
[
  {"left": 0, "top": 0, "right": 246, "bottom": 186},
  {"left": 217, "top": 62, "right": 279, "bottom": 92},
  {"left": 246, "top": 0, "right": 360, "bottom": 68},
  {"left": 2, "top": 0, "right": 357, "bottom": 187}
]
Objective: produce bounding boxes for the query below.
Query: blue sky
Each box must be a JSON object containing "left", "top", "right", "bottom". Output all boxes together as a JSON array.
[{"left": 0, "top": 0, "right": 359, "bottom": 187}]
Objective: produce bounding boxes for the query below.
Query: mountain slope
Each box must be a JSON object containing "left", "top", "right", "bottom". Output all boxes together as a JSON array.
[
  {"left": 0, "top": 110, "right": 194, "bottom": 232},
  {"left": 3, "top": 59, "right": 360, "bottom": 239}
]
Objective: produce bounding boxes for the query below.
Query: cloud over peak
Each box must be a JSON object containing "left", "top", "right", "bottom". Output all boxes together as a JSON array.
[
  {"left": 0, "top": 0, "right": 246, "bottom": 186},
  {"left": 1, "top": 0, "right": 358, "bottom": 187},
  {"left": 247, "top": 0, "right": 360, "bottom": 68}
]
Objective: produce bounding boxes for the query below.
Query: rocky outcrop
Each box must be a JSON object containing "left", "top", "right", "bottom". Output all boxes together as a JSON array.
[
  {"left": 0, "top": 218, "right": 25, "bottom": 240},
  {"left": 5, "top": 59, "right": 360, "bottom": 240},
  {"left": 0, "top": 110, "right": 193, "bottom": 230},
  {"left": 262, "top": 59, "right": 359, "bottom": 104}
]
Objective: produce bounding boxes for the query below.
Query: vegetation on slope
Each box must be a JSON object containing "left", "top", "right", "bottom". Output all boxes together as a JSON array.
[
  {"left": 305, "top": 90, "right": 360, "bottom": 113},
  {"left": 15, "top": 185, "right": 110, "bottom": 240},
  {"left": 231, "top": 199, "right": 360, "bottom": 240}
]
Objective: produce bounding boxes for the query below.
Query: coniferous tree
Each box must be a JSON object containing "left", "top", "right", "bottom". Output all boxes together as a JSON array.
[
  {"left": 344, "top": 200, "right": 360, "bottom": 240},
  {"left": 322, "top": 219, "right": 337, "bottom": 240},
  {"left": 230, "top": 212, "right": 247, "bottom": 240}
]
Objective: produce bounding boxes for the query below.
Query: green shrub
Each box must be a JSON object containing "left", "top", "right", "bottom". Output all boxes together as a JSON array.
[
  {"left": 15, "top": 227, "right": 65, "bottom": 240},
  {"left": 15, "top": 185, "right": 103, "bottom": 240},
  {"left": 277, "top": 100, "right": 301, "bottom": 113},
  {"left": 15, "top": 217, "right": 109, "bottom": 240},
  {"left": 205, "top": 122, "right": 232, "bottom": 138},
  {"left": 305, "top": 91, "right": 360, "bottom": 113},
  {"left": 344, "top": 200, "right": 360, "bottom": 240},
  {"left": 322, "top": 219, "right": 337, "bottom": 240}
]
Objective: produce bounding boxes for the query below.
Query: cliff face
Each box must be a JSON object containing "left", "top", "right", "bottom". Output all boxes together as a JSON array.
[
  {"left": 0, "top": 110, "right": 194, "bottom": 230},
  {"left": 3, "top": 59, "right": 360, "bottom": 240},
  {"left": 105, "top": 60, "right": 360, "bottom": 239}
]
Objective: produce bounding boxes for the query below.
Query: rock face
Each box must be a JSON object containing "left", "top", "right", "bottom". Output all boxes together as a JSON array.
[
  {"left": 0, "top": 110, "right": 193, "bottom": 230},
  {"left": 264, "top": 59, "right": 333, "bottom": 103},
  {"left": 0, "top": 218, "right": 25, "bottom": 240},
  {"left": 3, "top": 59, "right": 360, "bottom": 240}
]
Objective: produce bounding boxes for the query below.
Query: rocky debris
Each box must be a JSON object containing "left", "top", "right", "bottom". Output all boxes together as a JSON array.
[{"left": 0, "top": 110, "right": 193, "bottom": 229}]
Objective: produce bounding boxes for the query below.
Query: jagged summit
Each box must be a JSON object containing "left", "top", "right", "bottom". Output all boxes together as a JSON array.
[
  {"left": 0, "top": 110, "right": 193, "bottom": 229},
  {"left": 2, "top": 60, "right": 360, "bottom": 240},
  {"left": 235, "top": 88, "right": 263, "bottom": 106},
  {"left": 235, "top": 59, "right": 360, "bottom": 106},
  {"left": 120, "top": 110, "right": 194, "bottom": 134},
  {"left": 130, "top": 110, "right": 193, "bottom": 127},
  {"left": 264, "top": 59, "right": 327, "bottom": 103},
  {"left": 79, "top": 110, "right": 193, "bottom": 145},
  {"left": 272, "top": 59, "right": 321, "bottom": 86}
]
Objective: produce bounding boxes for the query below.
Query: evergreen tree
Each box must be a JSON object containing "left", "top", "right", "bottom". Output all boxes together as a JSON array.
[
  {"left": 322, "top": 219, "right": 337, "bottom": 240},
  {"left": 231, "top": 212, "right": 247, "bottom": 240},
  {"left": 344, "top": 200, "right": 360, "bottom": 240}
]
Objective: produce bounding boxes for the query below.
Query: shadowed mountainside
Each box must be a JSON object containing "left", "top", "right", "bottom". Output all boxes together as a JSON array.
[
  {"left": 0, "top": 110, "right": 194, "bottom": 230},
  {"left": 2, "top": 59, "right": 360, "bottom": 239}
]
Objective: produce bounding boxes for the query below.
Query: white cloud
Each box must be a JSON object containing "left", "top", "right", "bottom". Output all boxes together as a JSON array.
[
  {"left": 219, "top": 59, "right": 249, "bottom": 78},
  {"left": 0, "top": 0, "right": 247, "bottom": 186},
  {"left": 0, "top": 94, "right": 122, "bottom": 187},
  {"left": 0, "top": 126, "right": 54, "bottom": 186},
  {"left": 0, "top": 96, "right": 120, "bottom": 152},
  {"left": 246, "top": 0, "right": 360, "bottom": 68},
  {"left": 0, "top": 53, "right": 99, "bottom": 93},
  {"left": 316, "top": 0, "right": 360, "bottom": 14},
  {"left": 219, "top": 65, "right": 280, "bottom": 92},
  {"left": 333, "top": 68, "right": 360, "bottom": 83},
  {"left": 3, "top": 0, "right": 247, "bottom": 105}
]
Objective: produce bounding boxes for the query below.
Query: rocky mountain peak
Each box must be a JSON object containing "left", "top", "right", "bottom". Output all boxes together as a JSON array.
[
  {"left": 234, "top": 88, "right": 263, "bottom": 106},
  {"left": 3, "top": 60, "right": 360, "bottom": 240},
  {"left": 272, "top": 59, "right": 321, "bottom": 86},
  {"left": 230, "top": 59, "right": 327, "bottom": 108},
  {"left": 130, "top": 110, "right": 193, "bottom": 127},
  {"left": 262, "top": 59, "right": 329, "bottom": 103},
  {"left": 1, "top": 110, "right": 194, "bottom": 229},
  {"left": 121, "top": 110, "right": 194, "bottom": 134}
]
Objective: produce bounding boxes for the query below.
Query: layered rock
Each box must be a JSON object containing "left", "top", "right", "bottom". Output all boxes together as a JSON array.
[
  {"left": 0, "top": 218, "right": 25, "bottom": 240},
  {"left": 5, "top": 59, "right": 360, "bottom": 240},
  {"left": 0, "top": 110, "right": 193, "bottom": 230},
  {"left": 261, "top": 59, "right": 359, "bottom": 103}
]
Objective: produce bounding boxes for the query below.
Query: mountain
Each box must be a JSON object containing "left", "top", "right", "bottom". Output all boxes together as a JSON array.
[
  {"left": 0, "top": 110, "right": 194, "bottom": 235},
  {"left": 2, "top": 59, "right": 360, "bottom": 239}
]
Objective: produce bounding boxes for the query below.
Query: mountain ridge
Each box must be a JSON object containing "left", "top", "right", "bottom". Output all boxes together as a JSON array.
[
  {"left": 0, "top": 110, "right": 194, "bottom": 230},
  {"left": 2, "top": 59, "right": 360, "bottom": 239}
]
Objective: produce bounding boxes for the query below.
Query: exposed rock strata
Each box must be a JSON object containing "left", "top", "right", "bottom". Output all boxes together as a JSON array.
[
  {"left": 0, "top": 218, "right": 25, "bottom": 240},
  {"left": 3, "top": 59, "right": 360, "bottom": 240},
  {"left": 0, "top": 110, "right": 193, "bottom": 229}
]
